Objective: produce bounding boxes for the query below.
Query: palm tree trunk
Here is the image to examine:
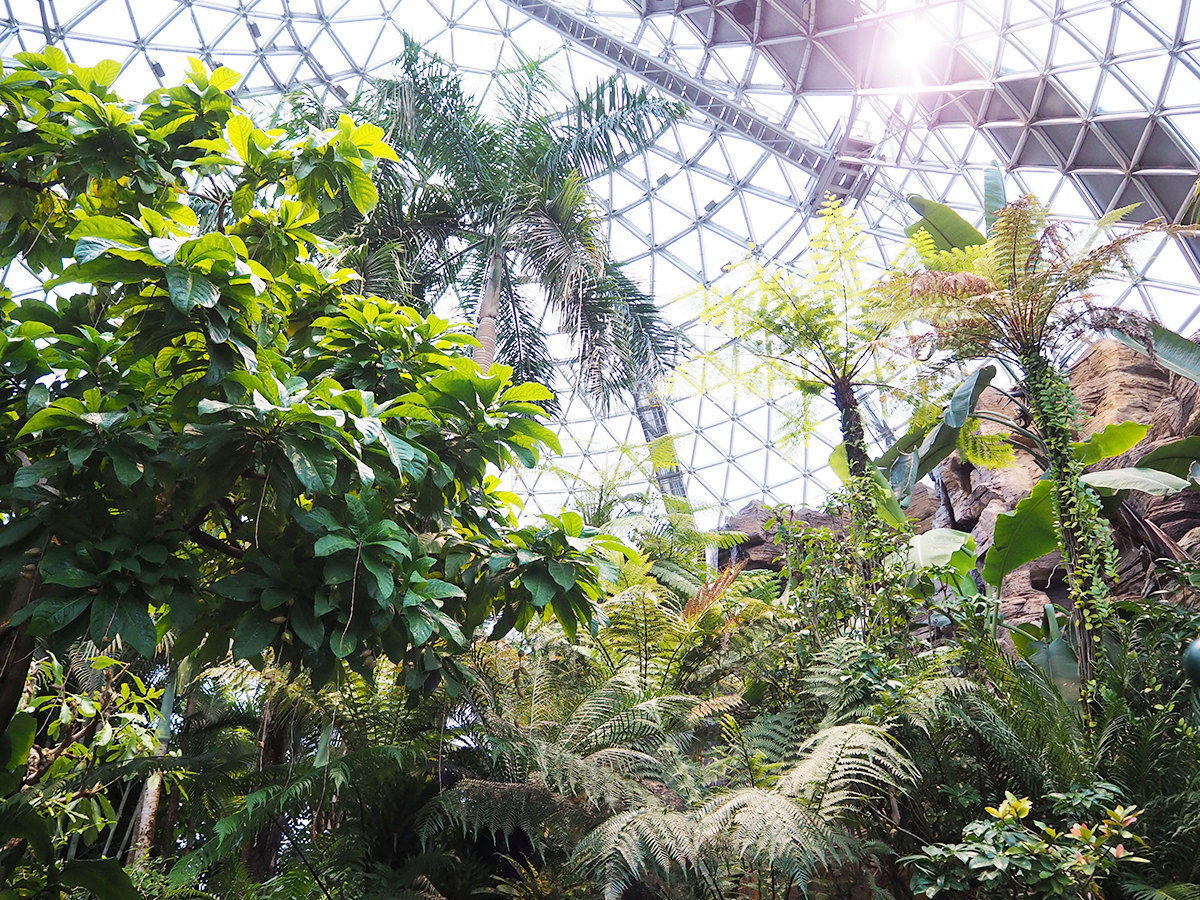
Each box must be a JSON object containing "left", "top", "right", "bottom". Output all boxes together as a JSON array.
[
  {"left": 472, "top": 246, "right": 503, "bottom": 373},
  {"left": 1019, "top": 352, "right": 1108, "bottom": 696}
]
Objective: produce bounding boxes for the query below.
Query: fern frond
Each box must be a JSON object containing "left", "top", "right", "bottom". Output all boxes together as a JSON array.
[
  {"left": 777, "top": 724, "right": 917, "bottom": 818},
  {"left": 1121, "top": 877, "right": 1200, "bottom": 900},
  {"left": 956, "top": 419, "right": 1017, "bottom": 469},
  {"left": 572, "top": 807, "right": 697, "bottom": 900}
]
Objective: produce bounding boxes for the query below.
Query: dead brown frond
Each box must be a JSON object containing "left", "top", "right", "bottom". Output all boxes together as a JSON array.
[{"left": 684, "top": 560, "right": 747, "bottom": 622}]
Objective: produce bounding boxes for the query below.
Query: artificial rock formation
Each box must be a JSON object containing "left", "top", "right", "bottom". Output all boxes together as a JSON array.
[{"left": 726, "top": 339, "right": 1200, "bottom": 629}]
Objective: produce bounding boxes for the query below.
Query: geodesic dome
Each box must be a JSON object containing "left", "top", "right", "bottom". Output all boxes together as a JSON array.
[{"left": 5, "top": 0, "right": 1200, "bottom": 526}]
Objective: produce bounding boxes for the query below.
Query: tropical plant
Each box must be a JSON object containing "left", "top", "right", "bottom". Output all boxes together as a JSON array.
[
  {"left": 0, "top": 50, "right": 636, "bottom": 894},
  {"left": 281, "top": 37, "right": 685, "bottom": 410},
  {"left": 695, "top": 197, "right": 893, "bottom": 481},
  {"left": 880, "top": 195, "right": 1175, "bottom": 694},
  {"left": 907, "top": 790, "right": 1148, "bottom": 899}
]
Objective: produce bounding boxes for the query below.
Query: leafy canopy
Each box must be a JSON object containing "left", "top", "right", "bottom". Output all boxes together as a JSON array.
[{"left": 0, "top": 51, "right": 624, "bottom": 696}]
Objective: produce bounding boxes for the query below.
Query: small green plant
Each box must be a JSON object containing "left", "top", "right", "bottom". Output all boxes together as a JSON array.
[{"left": 907, "top": 790, "right": 1148, "bottom": 899}]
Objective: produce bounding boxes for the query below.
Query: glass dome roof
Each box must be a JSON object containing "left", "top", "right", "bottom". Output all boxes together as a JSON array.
[{"left": 5, "top": 0, "right": 1200, "bottom": 526}]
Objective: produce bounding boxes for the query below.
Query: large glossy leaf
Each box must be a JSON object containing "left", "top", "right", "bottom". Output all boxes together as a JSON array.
[
  {"left": 982, "top": 479, "right": 1057, "bottom": 587},
  {"left": 165, "top": 266, "right": 219, "bottom": 312},
  {"left": 945, "top": 365, "right": 997, "bottom": 429},
  {"left": 1080, "top": 467, "right": 1190, "bottom": 495},
  {"left": 904, "top": 195, "right": 986, "bottom": 251},
  {"left": 3, "top": 713, "right": 35, "bottom": 770},
  {"left": 828, "top": 444, "right": 908, "bottom": 528},
  {"left": 1138, "top": 436, "right": 1200, "bottom": 479},
  {"left": 233, "top": 612, "right": 279, "bottom": 657},
  {"left": 60, "top": 857, "right": 141, "bottom": 900},
  {"left": 898, "top": 528, "right": 974, "bottom": 570},
  {"left": 1030, "top": 637, "right": 1080, "bottom": 705},
  {"left": 1071, "top": 420, "right": 1149, "bottom": 466},
  {"left": 983, "top": 161, "right": 1006, "bottom": 235},
  {"left": 878, "top": 366, "right": 995, "bottom": 496},
  {"left": 1109, "top": 318, "right": 1200, "bottom": 384}
]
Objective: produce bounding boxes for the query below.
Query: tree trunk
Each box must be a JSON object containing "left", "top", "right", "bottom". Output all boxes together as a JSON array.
[
  {"left": 1020, "top": 352, "right": 1109, "bottom": 696},
  {"left": 242, "top": 694, "right": 290, "bottom": 882},
  {"left": 126, "top": 672, "right": 176, "bottom": 865},
  {"left": 832, "top": 377, "right": 870, "bottom": 480},
  {"left": 633, "top": 388, "right": 688, "bottom": 501},
  {"left": 472, "top": 246, "right": 503, "bottom": 373},
  {"left": 0, "top": 568, "right": 42, "bottom": 734}
]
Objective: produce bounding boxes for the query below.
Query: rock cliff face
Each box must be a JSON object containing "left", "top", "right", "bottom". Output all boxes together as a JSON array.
[{"left": 724, "top": 340, "right": 1200, "bottom": 626}]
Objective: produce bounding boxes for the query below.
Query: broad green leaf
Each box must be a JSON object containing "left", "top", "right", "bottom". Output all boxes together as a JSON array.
[
  {"left": 90, "top": 59, "right": 122, "bottom": 88},
  {"left": 281, "top": 436, "right": 338, "bottom": 493},
  {"left": 0, "top": 801, "right": 53, "bottom": 863},
  {"left": 60, "top": 857, "right": 141, "bottom": 900},
  {"left": 983, "top": 161, "right": 1006, "bottom": 235},
  {"left": 1080, "top": 467, "right": 1190, "bottom": 495},
  {"left": 1030, "top": 637, "right": 1080, "bottom": 705},
  {"left": 547, "top": 559, "right": 576, "bottom": 590},
  {"left": 344, "top": 164, "right": 378, "bottom": 215},
  {"left": 69, "top": 216, "right": 145, "bottom": 244},
  {"left": 1109, "top": 318, "right": 1200, "bottom": 384},
  {"left": 313, "top": 720, "right": 334, "bottom": 769},
  {"left": 982, "top": 479, "right": 1057, "bottom": 587},
  {"left": 1138, "top": 436, "right": 1200, "bottom": 479},
  {"left": 829, "top": 444, "right": 908, "bottom": 528},
  {"left": 898, "top": 529, "right": 974, "bottom": 571},
  {"left": 177, "top": 232, "right": 238, "bottom": 268},
  {"left": 329, "top": 630, "right": 357, "bottom": 659},
  {"left": 421, "top": 579, "right": 465, "bottom": 600},
  {"left": 41, "top": 566, "right": 97, "bottom": 588},
  {"left": 208, "top": 66, "right": 242, "bottom": 92},
  {"left": 108, "top": 450, "right": 144, "bottom": 487},
  {"left": 314, "top": 535, "right": 358, "bottom": 557},
  {"left": 27, "top": 594, "right": 92, "bottom": 635},
  {"left": 406, "top": 608, "right": 434, "bottom": 646},
  {"left": 501, "top": 382, "right": 555, "bottom": 403},
  {"left": 114, "top": 599, "right": 158, "bottom": 657},
  {"left": 227, "top": 114, "right": 254, "bottom": 160},
  {"left": 233, "top": 612, "right": 279, "bottom": 657},
  {"left": 523, "top": 569, "right": 557, "bottom": 609},
  {"left": 3, "top": 713, "right": 35, "bottom": 770},
  {"left": 165, "top": 266, "right": 219, "bottom": 312},
  {"left": 944, "top": 365, "right": 996, "bottom": 429},
  {"left": 904, "top": 195, "right": 985, "bottom": 251},
  {"left": 290, "top": 602, "right": 324, "bottom": 649},
  {"left": 1071, "top": 421, "right": 1149, "bottom": 466},
  {"left": 551, "top": 594, "right": 579, "bottom": 641}
]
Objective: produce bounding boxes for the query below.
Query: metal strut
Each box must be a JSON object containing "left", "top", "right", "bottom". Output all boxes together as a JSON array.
[{"left": 493, "top": 0, "right": 831, "bottom": 174}]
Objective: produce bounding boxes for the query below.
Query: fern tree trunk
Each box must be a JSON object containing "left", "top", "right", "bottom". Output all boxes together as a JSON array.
[
  {"left": 831, "top": 376, "right": 870, "bottom": 480},
  {"left": 1019, "top": 351, "right": 1113, "bottom": 698},
  {"left": 242, "top": 694, "right": 291, "bottom": 882}
]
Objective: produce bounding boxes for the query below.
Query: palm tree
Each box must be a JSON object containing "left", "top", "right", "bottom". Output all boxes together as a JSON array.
[
  {"left": 284, "top": 37, "right": 685, "bottom": 411},
  {"left": 880, "top": 195, "right": 1161, "bottom": 692}
]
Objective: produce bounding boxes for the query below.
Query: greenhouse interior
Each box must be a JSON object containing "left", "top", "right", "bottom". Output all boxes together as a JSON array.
[{"left": 5, "top": 0, "right": 1200, "bottom": 898}]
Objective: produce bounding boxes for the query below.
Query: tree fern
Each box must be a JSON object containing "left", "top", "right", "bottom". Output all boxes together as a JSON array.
[
  {"left": 777, "top": 724, "right": 917, "bottom": 819},
  {"left": 571, "top": 806, "right": 699, "bottom": 900}
]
